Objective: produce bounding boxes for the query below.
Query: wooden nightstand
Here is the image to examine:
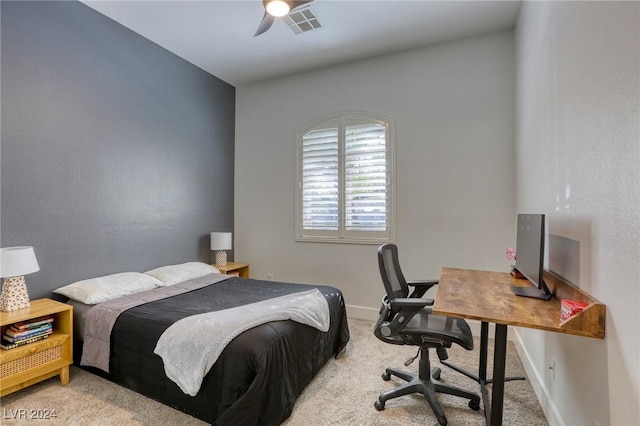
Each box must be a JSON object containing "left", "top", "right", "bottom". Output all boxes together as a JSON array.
[
  {"left": 215, "top": 262, "right": 250, "bottom": 278},
  {"left": 0, "top": 298, "right": 73, "bottom": 396}
]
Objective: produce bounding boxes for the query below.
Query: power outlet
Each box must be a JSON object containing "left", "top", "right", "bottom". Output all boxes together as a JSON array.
[
  {"left": 266, "top": 273, "right": 274, "bottom": 280},
  {"left": 548, "top": 359, "right": 556, "bottom": 381}
]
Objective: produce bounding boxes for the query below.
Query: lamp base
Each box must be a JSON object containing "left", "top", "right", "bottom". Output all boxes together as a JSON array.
[
  {"left": 0, "top": 276, "right": 31, "bottom": 312},
  {"left": 215, "top": 251, "right": 228, "bottom": 267}
]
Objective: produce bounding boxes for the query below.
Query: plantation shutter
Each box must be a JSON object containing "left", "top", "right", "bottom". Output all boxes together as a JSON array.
[
  {"left": 301, "top": 127, "right": 340, "bottom": 231},
  {"left": 296, "top": 113, "right": 394, "bottom": 243},
  {"left": 344, "top": 123, "right": 388, "bottom": 232}
]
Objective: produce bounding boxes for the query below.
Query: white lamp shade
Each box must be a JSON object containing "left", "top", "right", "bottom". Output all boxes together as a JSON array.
[
  {"left": 210, "top": 233, "right": 232, "bottom": 251},
  {"left": 0, "top": 246, "right": 40, "bottom": 278}
]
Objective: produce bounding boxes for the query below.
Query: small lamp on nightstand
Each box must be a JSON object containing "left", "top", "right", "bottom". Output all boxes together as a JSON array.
[
  {"left": 210, "top": 232, "right": 232, "bottom": 267},
  {"left": 0, "top": 246, "right": 40, "bottom": 312}
]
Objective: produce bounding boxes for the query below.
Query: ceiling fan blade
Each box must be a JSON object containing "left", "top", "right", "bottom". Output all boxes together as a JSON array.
[{"left": 254, "top": 12, "right": 275, "bottom": 37}]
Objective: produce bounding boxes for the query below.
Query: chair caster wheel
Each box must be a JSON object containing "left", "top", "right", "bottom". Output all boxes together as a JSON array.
[
  {"left": 469, "top": 399, "right": 480, "bottom": 411},
  {"left": 431, "top": 367, "right": 441, "bottom": 381},
  {"left": 382, "top": 372, "right": 391, "bottom": 381},
  {"left": 374, "top": 400, "right": 385, "bottom": 411}
]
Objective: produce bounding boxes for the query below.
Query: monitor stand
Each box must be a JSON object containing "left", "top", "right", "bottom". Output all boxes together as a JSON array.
[{"left": 511, "top": 285, "right": 552, "bottom": 301}]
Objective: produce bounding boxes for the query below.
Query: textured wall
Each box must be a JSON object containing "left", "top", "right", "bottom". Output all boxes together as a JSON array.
[
  {"left": 236, "top": 32, "right": 516, "bottom": 317},
  {"left": 1, "top": 1, "right": 235, "bottom": 298},
  {"left": 515, "top": 2, "right": 639, "bottom": 425}
]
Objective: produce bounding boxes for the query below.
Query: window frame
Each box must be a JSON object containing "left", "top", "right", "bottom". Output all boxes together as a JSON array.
[{"left": 294, "top": 112, "right": 396, "bottom": 244}]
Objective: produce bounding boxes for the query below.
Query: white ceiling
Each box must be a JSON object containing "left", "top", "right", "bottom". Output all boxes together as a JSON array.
[{"left": 81, "top": 0, "right": 521, "bottom": 87}]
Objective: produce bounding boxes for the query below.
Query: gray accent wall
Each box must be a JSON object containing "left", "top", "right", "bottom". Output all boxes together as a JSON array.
[{"left": 1, "top": 1, "right": 235, "bottom": 299}]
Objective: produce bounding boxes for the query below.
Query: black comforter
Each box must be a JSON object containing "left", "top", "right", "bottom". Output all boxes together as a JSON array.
[{"left": 94, "top": 276, "right": 349, "bottom": 425}]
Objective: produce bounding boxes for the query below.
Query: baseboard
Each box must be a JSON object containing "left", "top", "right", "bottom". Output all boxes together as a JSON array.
[
  {"left": 345, "top": 304, "right": 380, "bottom": 321},
  {"left": 345, "top": 304, "right": 517, "bottom": 342},
  {"left": 511, "top": 329, "right": 563, "bottom": 426}
]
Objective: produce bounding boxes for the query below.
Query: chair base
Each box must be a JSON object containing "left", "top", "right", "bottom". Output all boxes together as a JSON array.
[{"left": 375, "top": 349, "right": 480, "bottom": 426}]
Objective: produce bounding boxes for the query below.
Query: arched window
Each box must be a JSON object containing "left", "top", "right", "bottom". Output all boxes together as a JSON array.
[{"left": 295, "top": 112, "right": 395, "bottom": 244}]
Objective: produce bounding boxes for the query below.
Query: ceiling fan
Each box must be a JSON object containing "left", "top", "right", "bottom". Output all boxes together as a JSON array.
[{"left": 255, "top": 0, "right": 314, "bottom": 37}]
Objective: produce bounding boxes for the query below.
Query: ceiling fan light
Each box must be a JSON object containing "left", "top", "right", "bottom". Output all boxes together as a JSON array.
[{"left": 266, "top": 0, "right": 290, "bottom": 17}]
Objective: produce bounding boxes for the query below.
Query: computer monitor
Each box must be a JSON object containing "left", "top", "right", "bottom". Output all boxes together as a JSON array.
[{"left": 511, "top": 213, "right": 552, "bottom": 301}]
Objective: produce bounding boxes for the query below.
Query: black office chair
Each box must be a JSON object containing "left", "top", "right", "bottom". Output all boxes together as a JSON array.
[{"left": 373, "top": 243, "right": 480, "bottom": 426}]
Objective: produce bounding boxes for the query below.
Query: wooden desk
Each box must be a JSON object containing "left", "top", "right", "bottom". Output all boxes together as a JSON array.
[{"left": 433, "top": 267, "right": 605, "bottom": 426}]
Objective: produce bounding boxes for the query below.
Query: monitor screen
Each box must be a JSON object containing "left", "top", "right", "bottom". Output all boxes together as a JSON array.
[{"left": 512, "top": 214, "right": 552, "bottom": 301}]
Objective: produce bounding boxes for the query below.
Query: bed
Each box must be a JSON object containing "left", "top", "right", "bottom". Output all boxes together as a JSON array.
[{"left": 54, "top": 263, "right": 350, "bottom": 425}]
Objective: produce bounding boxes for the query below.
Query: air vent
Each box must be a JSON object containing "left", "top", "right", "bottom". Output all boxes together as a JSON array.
[{"left": 284, "top": 5, "right": 322, "bottom": 34}]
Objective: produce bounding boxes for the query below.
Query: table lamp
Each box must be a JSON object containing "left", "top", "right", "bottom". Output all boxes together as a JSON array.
[
  {"left": 0, "top": 246, "right": 40, "bottom": 312},
  {"left": 210, "top": 232, "right": 232, "bottom": 267}
]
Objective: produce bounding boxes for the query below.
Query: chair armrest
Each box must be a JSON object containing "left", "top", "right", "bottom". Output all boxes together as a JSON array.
[
  {"left": 407, "top": 280, "right": 439, "bottom": 298},
  {"left": 378, "top": 297, "right": 434, "bottom": 337},
  {"left": 390, "top": 297, "right": 434, "bottom": 308},
  {"left": 407, "top": 279, "right": 439, "bottom": 287}
]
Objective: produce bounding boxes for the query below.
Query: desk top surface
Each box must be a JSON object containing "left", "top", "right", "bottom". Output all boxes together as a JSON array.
[{"left": 433, "top": 267, "right": 565, "bottom": 332}]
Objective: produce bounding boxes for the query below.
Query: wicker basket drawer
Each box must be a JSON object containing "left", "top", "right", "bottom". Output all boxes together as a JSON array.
[{"left": 0, "top": 345, "right": 62, "bottom": 379}]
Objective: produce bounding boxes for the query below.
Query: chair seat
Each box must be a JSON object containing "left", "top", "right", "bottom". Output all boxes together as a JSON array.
[{"left": 401, "top": 309, "right": 474, "bottom": 350}]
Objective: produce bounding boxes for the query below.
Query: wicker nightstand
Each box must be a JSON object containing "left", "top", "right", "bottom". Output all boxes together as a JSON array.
[{"left": 0, "top": 299, "right": 73, "bottom": 396}]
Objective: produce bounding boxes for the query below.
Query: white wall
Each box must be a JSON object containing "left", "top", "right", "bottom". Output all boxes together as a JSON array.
[
  {"left": 515, "top": 2, "right": 639, "bottom": 425},
  {"left": 235, "top": 31, "right": 516, "bottom": 319}
]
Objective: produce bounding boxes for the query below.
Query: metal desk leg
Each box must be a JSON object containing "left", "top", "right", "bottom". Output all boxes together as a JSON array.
[
  {"left": 490, "top": 324, "right": 508, "bottom": 426},
  {"left": 479, "top": 321, "right": 489, "bottom": 381},
  {"left": 479, "top": 322, "right": 491, "bottom": 424}
]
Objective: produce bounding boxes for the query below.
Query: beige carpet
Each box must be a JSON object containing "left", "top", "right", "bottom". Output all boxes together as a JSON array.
[{"left": 0, "top": 318, "right": 547, "bottom": 425}]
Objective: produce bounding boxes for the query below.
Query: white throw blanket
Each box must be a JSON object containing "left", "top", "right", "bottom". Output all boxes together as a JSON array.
[{"left": 154, "top": 289, "right": 330, "bottom": 396}]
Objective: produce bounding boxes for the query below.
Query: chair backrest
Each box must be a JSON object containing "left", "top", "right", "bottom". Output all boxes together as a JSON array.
[{"left": 377, "top": 243, "right": 409, "bottom": 302}]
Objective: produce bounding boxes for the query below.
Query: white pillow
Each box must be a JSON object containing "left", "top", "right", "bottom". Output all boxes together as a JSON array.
[
  {"left": 144, "top": 262, "right": 219, "bottom": 286},
  {"left": 54, "top": 272, "right": 163, "bottom": 304}
]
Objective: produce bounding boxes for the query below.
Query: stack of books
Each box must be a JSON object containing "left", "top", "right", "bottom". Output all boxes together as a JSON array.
[
  {"left": 1, "top": 316, "right": 54, "bottom": 350},
  {"left": 560, "top": 299, "right": 589, "bottom": 321}
]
